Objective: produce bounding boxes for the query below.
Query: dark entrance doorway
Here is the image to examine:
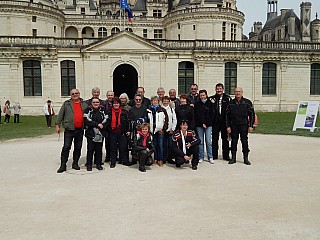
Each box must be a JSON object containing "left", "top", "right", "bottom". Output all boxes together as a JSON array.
[{"left": 113, "top": 64, "right": 138, "bottom": 99}]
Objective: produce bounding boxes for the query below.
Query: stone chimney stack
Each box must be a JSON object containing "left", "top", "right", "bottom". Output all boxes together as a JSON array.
[
  {"left": 253, "top": 22, "right": 263, "bottom": 35},
  {"left": 300, "top": 2, "right": 312, "bottom": 42},
  {"left": 267, "top": 0, "right": 278, "bottom": 21}
]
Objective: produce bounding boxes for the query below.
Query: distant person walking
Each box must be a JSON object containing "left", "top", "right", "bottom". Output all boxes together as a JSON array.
[
  {"left": 3, "top": 100, "right": 11, "bottom": 123},
  {"left": 43, "top": 100, "right": 55, "bottom": 128},
  {"left": 13, "top": 102, "right": 21, "bottom": 123}
]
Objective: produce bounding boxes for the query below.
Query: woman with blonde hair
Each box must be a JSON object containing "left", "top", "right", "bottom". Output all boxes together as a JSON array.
[{"left": 119, "top": 93, "right": 131, "bottom": 111}]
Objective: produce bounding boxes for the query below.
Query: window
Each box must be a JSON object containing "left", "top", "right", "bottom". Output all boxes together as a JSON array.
[
  {"left": 224, "top": 62, "right": 237, "bottom": 95},
  {"left": 32, "top": 29, "right": 37, "bottom": 37},
  {"left": 310, "top": 63, "right": 320, "bottom": 95},
  {"left": 81, "top": 8, "right": 85, "bottom": 15},
  {"left": 193, "top": 25, "right": 196, "bottom": 30},
  {"left": 231, "top": 23, "right": 236, "bottom": 40},
  {"left": 178, "top": 34, "right": 180, "bottom": 40},
  {"left": 143, "top": 29, "right": 148, "bottom": 38},
  {"left": 222, "top": 22, "right": 226, "bottom": 40},
  {"left": 54, "top": 26, "right": 56, "bottom": 33},
  {"left": 106, "top": 10, "right": 112, "bottom": 16},
  {"left": 32, "top": 16, "right": 36, "bottom": 22},
  {"left": 125, "top": 28, "right": 133, "bottom": 32},
  {"left": 98, "top": 27, "right": 107, "bottom": 38},
  {"left": 154, "top": 29, "right": 163, "bottom": 39},
  {"left": 111, "top": 27, "right": 120, "bottom": 35},
  {"left": 262, "top": 62, "right": 277, "bottom": 95},
  {"left": 178, "top": 23, "right": 180, "bottom": 29},
  {"left": 178, "top": 61, "right": 194, "bottom": 95},
  {"left": 277, "top": 29, "right": 281, "bottom": 41},
  {"left": 23, "top": 60, "right": 42, "bottom": 96},
  {"left": 61, "top": 60, "right": 76, "bottom": 97},
  {"left": 153, "top": 10, "right": 162, "bottom": 18}
]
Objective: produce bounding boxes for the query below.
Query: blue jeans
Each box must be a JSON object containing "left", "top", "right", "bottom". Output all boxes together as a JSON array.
[
  {"left": 196, "top": 126, "right": 213, "bottom": 160},
  {"left": 153, "top": 132, "right": 164, "bottom": 161}
]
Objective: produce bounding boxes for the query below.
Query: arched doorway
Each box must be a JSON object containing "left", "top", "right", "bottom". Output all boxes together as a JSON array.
[{"left": 113, "top": 64, "right": 138, "bottom": 99}]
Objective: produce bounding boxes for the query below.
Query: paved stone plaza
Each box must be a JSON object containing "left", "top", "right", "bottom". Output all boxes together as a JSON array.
[{"left": 0, "top": 133, "right": 319, "bottom": 240}]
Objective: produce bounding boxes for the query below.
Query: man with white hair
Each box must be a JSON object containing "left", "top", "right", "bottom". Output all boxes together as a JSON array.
[
  {"left": 84, "top": 87, "right": 106, "bottom": 107},
  {"left": 226, "top": 87, "right": 255, "bottom": 165}
]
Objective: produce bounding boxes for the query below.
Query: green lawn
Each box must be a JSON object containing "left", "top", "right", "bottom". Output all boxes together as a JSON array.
[
  {"left": 0, "top": 115, "right": 57, "bottom": 141},
  {"left": 0, "top": 113, "right": 319, "bottom": 142}
]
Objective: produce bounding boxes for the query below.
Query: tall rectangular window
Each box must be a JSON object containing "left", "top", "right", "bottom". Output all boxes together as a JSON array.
[
  {"left": 178, "top": 61, "right": 194, "bottom": 95},
  {"left": 310, "top": 63, "right": 320, "bottom": 95},
  {"left": 225, "top": 62, "right": 237, "bottom": 95},
  {"left": 154, "top": 29, "right": 163, "bottom": 39},
  {"left": 231, "top": 23, "right": 236, "bottom": 40},
  {"left": 23, "top": 60, "right": 42, "bottom": 96},
  {"left": 222, "top": 22, "right": 226, "bottom": 40},
  {"left": 32, "top": 29, "right": 37, "bottom": 37},
  {"left": 262, "top": 62, "right": 277, "bottom": 95},
  {"left": 61, "top": 60, "right": 76, "bottom": 96},
  {"left": 32, "top": 16, "right": 37, "bottom": 22},
  {"left": 143, "top": 29, "right": 148, "bottom": 38},
  {"left": 81, "top": 8, "right": 85, "bottom": 15}
]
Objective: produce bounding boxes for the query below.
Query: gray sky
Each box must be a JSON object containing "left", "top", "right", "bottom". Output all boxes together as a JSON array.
[{"left": 237, "top": 0, "right": 320, "bottom": 36}]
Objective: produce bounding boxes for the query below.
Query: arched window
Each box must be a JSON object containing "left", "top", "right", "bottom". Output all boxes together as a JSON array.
[
  {"left": 61, "top": 60, "right": 76, "bottom": 96},
  {"left": 106, "top": 10, "right": 112, "bottom": 16},
  {"left": 125, "top": 28, "right": 133, "bottom": 32},
  {"left": 98, "top": 27, "right": 107, "bottom": 38},
  {"left": 310, "top": 63, "right": 320, "bottom": 95},
  {"left": 178, "top": 61, "right": 194, "bottom": 94},
  {"left": 224, "top": 62, "right": 237, "bottom": 95},
  {"left": 262, "top": 62, "right": 277, "bottom": 95},
  {"left": 111, "top": 27, "right": 120, "bottom": 35},
  {"left": 23, "top": 60, "right": 42, "bottom": 96}
]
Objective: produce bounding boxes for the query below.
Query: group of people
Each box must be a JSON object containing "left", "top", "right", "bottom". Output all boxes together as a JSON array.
[
  {"left": 55, "top": 84, "right": 255, "bottom": 173},
  {"left": 1, "top": 100, "right": 21, "bottom": 124}
]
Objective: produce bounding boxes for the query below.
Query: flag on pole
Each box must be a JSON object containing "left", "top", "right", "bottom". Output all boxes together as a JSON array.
[{"left": 120, "top": 0, "right": 133, "bottom": 23}]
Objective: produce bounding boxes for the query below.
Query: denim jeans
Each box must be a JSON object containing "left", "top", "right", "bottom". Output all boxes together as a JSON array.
[
  {"left": 153, "top": 132, "right": 164, "bottom": 161},
  {"left": 196, "top": 126, "right": 213, "bottom": 160},
  {"left": 60, "top": 129, "right": 84, "bottom": 163}
]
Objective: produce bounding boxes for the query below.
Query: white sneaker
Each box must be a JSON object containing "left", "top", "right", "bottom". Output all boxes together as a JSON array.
[
  {"left": 199, "top": 159, "right": 204, "bottom": 163},
  {"left": 209, "top": 158, "right": 214, "bottom": 164}
]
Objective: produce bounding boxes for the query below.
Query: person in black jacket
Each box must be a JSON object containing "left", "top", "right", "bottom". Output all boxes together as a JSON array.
[
  {"left": 209, "top": 83, "right": 232, "bottom": 160},
  {"left": 175, "top": 94, "right": 195, "bottom": 130},
  {"left": 226, "top": 87, "right": 255, "bottom": 165},
  {"left": 132, "top": 123, "right": 155, "bottom": 172},
  {"left": 83, "top": 98, "right": 108, "bottom": 171},
  {"left": 172, "top": 120, "right": 200, "bottom": 170},
  {"left": 106, "top": 97, "right": 130, "bottom": 168},
  {"left": 194, "top": 90, "right": 215, "bottom": 163},
  {"left": 128, "top": 87, "right": 151, "bottom": 107}
]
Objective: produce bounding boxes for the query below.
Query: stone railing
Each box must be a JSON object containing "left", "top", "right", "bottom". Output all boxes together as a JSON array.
[
  {"left": 1, "top": 36, "right": 320, "bottom": 52},
  {"left": 0, "top": 0, "right": 64, "bottom": 16},
  {"left": 164, "top": 7, "right": 245, "bottom": 19}
]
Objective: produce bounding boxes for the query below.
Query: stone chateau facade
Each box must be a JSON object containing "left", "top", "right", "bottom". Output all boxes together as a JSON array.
[{"left": 0, "top": 0, "right": 319, "bottom": 114}]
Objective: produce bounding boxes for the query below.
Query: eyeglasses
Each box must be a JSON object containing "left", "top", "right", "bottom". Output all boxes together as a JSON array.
[
  {"left": 71, "top": 92, "right": 79, "bottom": 95},
  {"left": 135, "top": 99, "right": 142, "bottom": 101}
]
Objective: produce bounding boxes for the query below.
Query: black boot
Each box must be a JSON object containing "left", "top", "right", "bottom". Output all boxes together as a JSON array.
[
  {"left": 72, "top": 160, "right": 80, "bottom": 170},
  {"left": 229, "top": 151, "right": 236, "bottom": 164},
  {"left": 87, "top": 165, "right": 92, "bottom": 171},
  {"left": 57, "top": 164, "right": 67, "bottom": 173},
  {"left": 96, "top": 165, "right": 103, "bottom": 170},
  {"left": 243, "top": 152, "right": 251, "bottom": 165}
]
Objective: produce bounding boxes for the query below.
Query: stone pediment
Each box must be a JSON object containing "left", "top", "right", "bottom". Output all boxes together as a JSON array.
[{"left": 82, "top": 31, "right": 164, "bottom": 53}]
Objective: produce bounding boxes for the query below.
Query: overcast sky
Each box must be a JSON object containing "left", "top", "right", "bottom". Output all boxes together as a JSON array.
[{"left": 237, "top": 0, "right": 320, "bottom": 36}]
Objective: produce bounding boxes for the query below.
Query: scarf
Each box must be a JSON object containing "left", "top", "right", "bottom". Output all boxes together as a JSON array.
[
  {"left": 181, "top": 131, "right": 187, "bottom": 154},
  {"left": 150, "top": 104, "right": 160, "bottom": 116},
  {"left": 111, "top": 107, "right": 122, "bottom": 130},
  {"left": 137, "top": 130, "right": 150, "bottom": 147}
]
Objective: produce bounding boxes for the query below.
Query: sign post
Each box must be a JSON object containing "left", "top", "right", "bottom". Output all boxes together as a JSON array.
[{"left": 293, "top": 101, "right": 319, "bottom": 132}]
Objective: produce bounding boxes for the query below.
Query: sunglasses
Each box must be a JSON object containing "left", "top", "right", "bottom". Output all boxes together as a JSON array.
[
  {"left": 71, "top": 92, "right": 79, "bottom": 95},
  {"left": 135, "top": 99, "right": 142, "bottom": 101}
]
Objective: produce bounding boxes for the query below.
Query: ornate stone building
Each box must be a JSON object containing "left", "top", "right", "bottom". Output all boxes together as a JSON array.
[{"left": 0, "top": 0, "right": 319, "bottom": 114}]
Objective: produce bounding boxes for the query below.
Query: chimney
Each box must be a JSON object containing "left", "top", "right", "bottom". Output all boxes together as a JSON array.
[
  {"left": 267, "top": 0, "right": 278, "bottom": 21},
  {"left": 300, "top": 2, "right": 312, "bottom": 42}
]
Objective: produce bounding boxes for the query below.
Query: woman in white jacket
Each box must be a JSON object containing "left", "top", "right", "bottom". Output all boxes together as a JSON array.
[
  {"left": 43, "top": 100, "right": 55, "bottom": 127},
  {"left": 147, "top": 96, "right": 168, "bottom": 166},
  {"left": 161, "top": 96, "right": 177, "bottom": 163}
]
